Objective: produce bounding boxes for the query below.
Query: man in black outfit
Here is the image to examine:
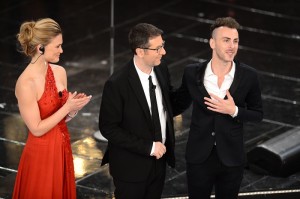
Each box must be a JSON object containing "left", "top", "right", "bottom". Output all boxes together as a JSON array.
[
  {"left": 175, "top": 17, "right": 263, "bottom": 199},
  {"left": 99, "top": 23, "right": 179, "bottom": 199}
]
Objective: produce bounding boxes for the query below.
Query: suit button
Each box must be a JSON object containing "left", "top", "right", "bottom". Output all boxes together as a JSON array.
[{"left": 212, "top": 132, "right": 215, "bottom": 136}]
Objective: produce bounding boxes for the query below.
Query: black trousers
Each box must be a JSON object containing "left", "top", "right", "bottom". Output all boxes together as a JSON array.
[
  {"left": 187, "top": 146, "right": 244, "bottom": 199},
  {"left": 113, "top": 157, "right": 166, "bottom": 199}
]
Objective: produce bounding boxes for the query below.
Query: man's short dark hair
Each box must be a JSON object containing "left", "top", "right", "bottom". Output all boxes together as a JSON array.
[
  {"left": 128, "top": 23, "right": 163, "bottom": 54},
  {"left": 210, "top": 17, "right": 240, "bottom": 38}
]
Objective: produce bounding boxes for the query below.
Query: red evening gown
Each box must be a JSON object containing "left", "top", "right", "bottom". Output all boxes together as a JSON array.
[{"left": 12, "top": 65, "right": 76, "bottom": 199}]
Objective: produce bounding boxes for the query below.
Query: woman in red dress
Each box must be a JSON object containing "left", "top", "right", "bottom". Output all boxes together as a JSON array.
[{"left": 12, "top": 18, "right": 92, "bottom": 199}]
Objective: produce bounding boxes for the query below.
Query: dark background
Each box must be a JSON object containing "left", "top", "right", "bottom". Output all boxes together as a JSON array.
[{"left": 0, "top": 0, "right": 299, "bottom": 198}]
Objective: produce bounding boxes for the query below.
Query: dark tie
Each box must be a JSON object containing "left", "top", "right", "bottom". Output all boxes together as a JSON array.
[{"left": 148, "top": 75, "right": 162, "bottom": 142}]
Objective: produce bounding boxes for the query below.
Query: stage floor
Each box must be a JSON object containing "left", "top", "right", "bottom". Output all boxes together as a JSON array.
[{"left": 0, "top": 0, "right": 299, "bottom": 198}]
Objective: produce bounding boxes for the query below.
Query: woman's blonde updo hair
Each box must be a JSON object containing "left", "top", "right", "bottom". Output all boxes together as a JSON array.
[{"left": 17, "top": 18, "right": 62, "bottom": 57}]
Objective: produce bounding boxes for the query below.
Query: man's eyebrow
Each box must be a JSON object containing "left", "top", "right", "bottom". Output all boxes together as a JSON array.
[{"left": 221, "top": 37, "right": 239, "bottom": 40}]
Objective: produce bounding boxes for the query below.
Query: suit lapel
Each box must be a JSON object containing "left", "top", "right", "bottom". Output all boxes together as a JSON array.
[
  {"left": 229, "top": 60, "right": 243, "bottom": 96},
  {"left": 127, "top": 63, "right": 152, "bottom": 125},
  {"left": 154, "top": 65, "right": 175, "bottom": 145},
  {"left": 154, "top": 67, "right": 167, "bottom": 98},
  {"left": 196, "top": 62, "right": 210, "bottom": 98},
  {"left": 154, "top": 66, "right": 170, "bottom": 113}
]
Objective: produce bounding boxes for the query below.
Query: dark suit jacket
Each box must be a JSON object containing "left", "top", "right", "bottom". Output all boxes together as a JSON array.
[
  {"left": 175, "top": 60, "right": 263, "bottom": 167},
  {"left": 99, "top": 59, "right": 177, "bottom": 182}
]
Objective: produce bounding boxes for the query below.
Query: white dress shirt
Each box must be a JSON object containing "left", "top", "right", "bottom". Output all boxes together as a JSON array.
[
  {"left": 134, "top": 59, "right": 167, "bottom": 155},
  {"left": 204, "top": 60, "right": 238, "bottom": 117}
]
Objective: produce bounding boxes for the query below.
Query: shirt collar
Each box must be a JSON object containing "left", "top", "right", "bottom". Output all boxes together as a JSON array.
[
  {"left": 206, "top": 60, "right": 236, "bottom": 78},
  {"left": 133, "top": 58, "right": 155, "bottom": 80},
  {"left": 205, "top": 60, "right": 214, "bottom": 77},
  {"left": 228, "top": 61, "right": 236, "bottom": 78}
]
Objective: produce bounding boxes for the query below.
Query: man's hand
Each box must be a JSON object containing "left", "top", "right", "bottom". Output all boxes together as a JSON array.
[
  {"left": 152, "top": 142, "right": 166, "bottom": 159},
  {"left": 204, "top": 90, "right": 236, "bottom": 115}
]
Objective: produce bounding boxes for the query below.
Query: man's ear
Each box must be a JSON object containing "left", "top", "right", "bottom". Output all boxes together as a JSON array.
[
  {"left": 135, "top": 48, "right": 145, "bottom": 57},
  {"left": 209, "top": 38, "right": 215, "bottom": 49}
]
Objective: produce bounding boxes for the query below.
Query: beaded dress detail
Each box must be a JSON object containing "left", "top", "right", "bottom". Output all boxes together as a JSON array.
[{"left": 13, "top": 65, "right": 76, "bottom": 199}]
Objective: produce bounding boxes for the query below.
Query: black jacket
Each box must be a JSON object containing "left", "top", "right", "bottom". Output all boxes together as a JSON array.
[
  {"left": 175, "top": 60, "right": 263, "bottom": 166},
  {"left": 99, "top": 60, "right": 177, "bottom": 182}
]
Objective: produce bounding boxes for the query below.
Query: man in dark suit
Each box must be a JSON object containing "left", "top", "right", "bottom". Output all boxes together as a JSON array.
[
  {"left": 175, "top": 17, "right": 263, "bottom": 198},
  {"left": 99, "top": 23, "right": 178, "bottom": 199}
]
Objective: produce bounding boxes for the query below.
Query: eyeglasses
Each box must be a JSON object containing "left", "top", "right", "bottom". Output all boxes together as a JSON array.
[{"left": 140, "top": 41, "right": 165, "bottom": 53}]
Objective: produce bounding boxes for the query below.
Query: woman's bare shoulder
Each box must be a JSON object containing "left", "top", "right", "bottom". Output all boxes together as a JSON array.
[
  {"left": 15, "top": 69, "right": 36, "bottom": 98},
  {"left": 50, "top": 63, "right": 66, "bottom": 74}
]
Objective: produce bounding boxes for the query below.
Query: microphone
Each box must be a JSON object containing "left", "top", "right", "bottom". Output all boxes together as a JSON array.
[
  {"left": 58, "top": 91, "right": 62, "bottom": 98},
  {"left": 151, "top": 84, "right": 156, "bottom": 90}
]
